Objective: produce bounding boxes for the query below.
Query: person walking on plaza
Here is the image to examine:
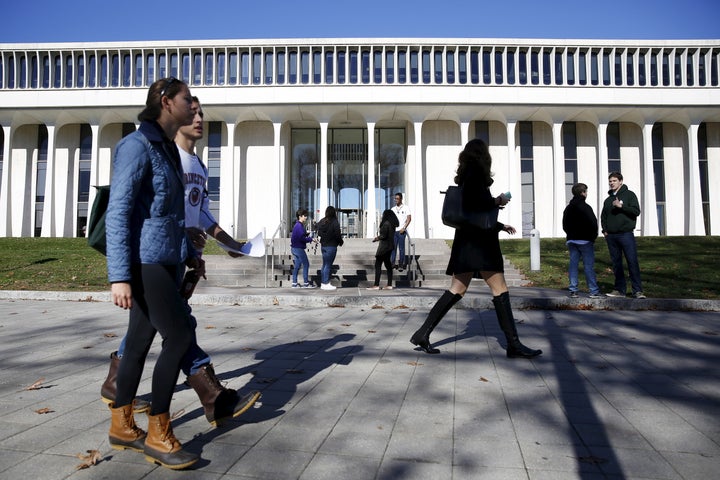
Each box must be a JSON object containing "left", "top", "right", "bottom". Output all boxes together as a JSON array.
[
  {"left": 105, "top": 77, "right": 200, "bottom": 469},
  {"left": 367, "top": 209, "right": 399, "bottom": 290},
  {"left": 562, "top": 183, "right": 603, "bottom": 298},
  {"left": 410, "top": 139, "right": 542, "bottom": 359},
  {"left": 103, "top": 95, "right": 260, "bottom": 449},
  {"left": 391, "top": 192, "right": 412, "bottom": 271},
  {"left": 316, "top": 205, "right": 344, "bottom": 290},
  {"left": 290, "top": 208, "right": 316, "bottom": 288},
  {"left": 600, "top": 171, "right": 645, "bottom": 299}
]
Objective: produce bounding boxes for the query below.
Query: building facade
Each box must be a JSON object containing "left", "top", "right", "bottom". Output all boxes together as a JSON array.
[{"left": 1, "top": 38, "right": 719, "bottom": 241}]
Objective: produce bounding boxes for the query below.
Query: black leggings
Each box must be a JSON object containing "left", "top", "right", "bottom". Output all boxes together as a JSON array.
[
  {"left": 373, "top": 252, "right": 393, "bottom": 286},
  {"left": 115, "top": 263, "right": 193, "bottom": 415}
]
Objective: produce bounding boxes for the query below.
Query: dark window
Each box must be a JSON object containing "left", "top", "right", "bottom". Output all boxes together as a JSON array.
[
  {"left": 543, "top": 51, "right": 551, "bottom": 84},
  {"left": 409, "top": 50, "right": 418, "bottom": 84},
  {"left": 240, "top": 51, "right": 249, "bottom": 84},
  {"left": 686, "top": 52, "right": 694, "bottom": 86},
  {"left": 265, "top": 51, "right": 273, "bottom": 84},
  {"left": 555, "top": 52, "right": 563, "bottom": 85},
  {"left": 275, "top": 51, "right": 284, "bottom": 84},
  {"left": 458, "top": 50, "right": 467, "bottom": 84},
  {"left": 336, "top": 50, "right": 345, "bottom": 84},
  {"left": 662, "top": 52, "right": 670, "bottom": 86},
  {"left": 111, "top": 54, "right": 119, "bottom": 87},
  {"left": 229, "top": 52, "right": 238, "bottom": 84},
  {"left": 349, "top": 50, "right": 357, "bottom": 84},
  {"left": 531, "top": 51, "right": 539, "bottom": 85},
  {"left": 607, "top": 122, "right": 621, "bottom": 173},
  {"left": 375, "top": 49, "right": 383, "bottom": 83},
  {"left": 252, "top": 51, "right": 261, "bottom": 85},
  {"left": 386, "top": 50, "right": 394, "bottom": 83},
  {"left": 361, "top": 50, "right": 370, "bottom": 84},
  {"left": 626, "top": 52, "right": 634, "bottom": 85},
  {"left": 122, "top": 54, "right": 130, "bottom": 87},
  {"left": 313, "top": 50, "right": 322, "bottom": 84},
  {"left": 470, "top": 50, "right": 479, "bottom": 84},
  {"left": 55, "top": 54, "right": 62, "bottom": 88},
  {"left": 422, "top": 50, "right": 431, "bottom": 84},
  {"left": 99, "top": 55, "right": 107, "bottom": 87},
  {"left": 181, "top": 53, "right": 190, "bottom": 82},
  {"left": 398, "top": 50, "right": 407, "bottom": 83},
  {"left": 145, "top": 54, "right": 154, "bottom": 85},
  {"left": 638, "top": 53, "right": 646, "bottom": 86},
  {"left": 650, "top": 52, "right": 658, "bottom": 86},
  {"left": 590, "top": 51, "right": 598, "bottom": 85},
  {"left": 312, "top": 50, "right": 321, "bottom": 84},
  {"left": 614, "top": 52, "right": 623, "bottom": 86},
  {"left": 31, "top": 55, "right": 39, "bottom": 88},
  {"left": 602, "top": 51, "right": 611, "bottom": 85},
  {"left": 483, "top": 49, "right": 491, "bottom": 84},
  {"left": 207, "top": 122, "right": 222, "bottom": 221},
  {"left": 674, "top": 53, "right": 682, "bottom": 86},
  {"left": 494, "top": 51, "right": 503, "bottom": 84},
  {"left": 446, "top": 50, "right": 455, "bottom": 83},
  {"left": 206, "top": 52, "right": 214, "bottom": 85},
  {"left": 519, "top": 50, "right": 527, "bottom": 84},
  {"left": 66, "top": 55, "right": 74, "bottom": 88},
  {"left": 652, "top": 124, "right": 666, "bottom": 234},
  {"left": 434, "top": 50, "right": 443, "bottom": 83},
  {"left": 217, "top": 52, "right": 225, "bottom": 85},
  {"left": 288, "top": 50, "right": 297, "bottom": 84},
  {"left": 578, "top": 51, "right": 586, "bottom": 85},
  {"left": 698, "top": 52, "right": 706, "bottom": 86},
  {"left": 506, "top": 51, "right": 515, "bottom": 85},
  {"left": 325, "top": 51, "right": 333, "bottom": 83},
  {"left": 563, "top": 122, "right": 578, "bottom": 202}
]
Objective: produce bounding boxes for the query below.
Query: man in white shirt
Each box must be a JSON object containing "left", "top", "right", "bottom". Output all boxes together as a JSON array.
[
  {"left": 391, "top": 192, "right": 412, "bottom": 271},
  {"left": 102, "top": 97, "right": 260, "bottom": 427}
]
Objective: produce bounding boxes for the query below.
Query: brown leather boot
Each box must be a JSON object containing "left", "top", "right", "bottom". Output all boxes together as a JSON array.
[
  {"left": 108, "top": 403, "right": 146, "bottom": 452},
  {"left": 186, "top": 364, "right": 261, "bottom": 426},
  {"left": 143, "top": 412, "right": 198, "bottom": 470},
  {"left": 101, "top": 351, "right": 150, "bottom": 414}
]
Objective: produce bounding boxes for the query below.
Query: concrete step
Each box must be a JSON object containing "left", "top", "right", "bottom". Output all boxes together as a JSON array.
[{"left": 202, "top": 238, "right": 529, "bottom": 288}]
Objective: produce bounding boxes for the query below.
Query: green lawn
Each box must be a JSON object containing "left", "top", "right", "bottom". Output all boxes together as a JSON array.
[{"left": 0, "top": 236, "right": 718, "bottom": 300}]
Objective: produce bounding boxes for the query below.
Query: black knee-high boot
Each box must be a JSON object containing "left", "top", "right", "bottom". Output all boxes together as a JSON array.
[
  {"left": 492, "top": 291, "right": 542, "bottom": 359},
  {"left": 410, "top": 290, "right": 462, "bottom": 354}
]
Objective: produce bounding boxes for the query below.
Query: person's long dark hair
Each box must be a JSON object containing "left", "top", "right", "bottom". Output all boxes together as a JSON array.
[
  {"left": 455, "top": 138, "right": 494, "bottom": 187},
  {"left": 380, "top": 209, "right": 399, "bottom": 228},
  {"left": 323, "top": 205, "right": 337, "bottom": 221},
  {"left": 137, "top": 77, "right": 186, "bottom": 122}
]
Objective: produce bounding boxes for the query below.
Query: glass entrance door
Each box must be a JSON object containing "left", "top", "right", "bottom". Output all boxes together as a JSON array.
[{"left": 329, "top": 129, "right": 366, "bottom": 238}]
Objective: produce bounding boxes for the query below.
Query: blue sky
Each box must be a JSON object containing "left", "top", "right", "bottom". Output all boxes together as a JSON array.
[{"left": 2, "top": 0, "right": 718, "bottom": 43}]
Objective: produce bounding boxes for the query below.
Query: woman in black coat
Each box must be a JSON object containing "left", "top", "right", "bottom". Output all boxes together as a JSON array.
[
  {"left": 410, "top": 139, "right": 542, "bottom": 359},
  {"left": 316, "top": 206, "right": 343, "bottom": 290},
  {"left": 367, "top": 209, "right": 399, "bottom": 290}
]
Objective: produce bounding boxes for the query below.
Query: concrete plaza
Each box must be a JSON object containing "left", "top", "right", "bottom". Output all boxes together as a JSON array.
[{"left": 0, "top": 285, "right": 718, "bottom": 479}]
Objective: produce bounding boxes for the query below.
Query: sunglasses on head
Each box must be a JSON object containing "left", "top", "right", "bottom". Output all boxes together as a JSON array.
[{"left": 159, "top": 77, "right": 177, "bottom": 98}]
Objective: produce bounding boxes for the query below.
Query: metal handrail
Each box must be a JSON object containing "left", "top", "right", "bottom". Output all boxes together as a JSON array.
[
  {"left": 405, "top": 231, "right": 417, "bottom": 288},
  {"left": 266, "top": 220, "right": 287, "bottom": 288}
]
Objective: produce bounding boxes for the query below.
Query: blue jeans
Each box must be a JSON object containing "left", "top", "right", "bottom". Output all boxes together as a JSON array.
[
  {"left": 605, "top": 231, "right": 643, "bottom": 294},
  {"left": 291, "top": 247, "right": 310, "bottom": 284},
  {"left": 391, "top": 231, "right": 406, "bottom": 266},
  {"left": 320, "top": 246, "right": 337, "bottom": 284},
  {"left": 567, "top": 241, "right": 600, "bottom": 295}
]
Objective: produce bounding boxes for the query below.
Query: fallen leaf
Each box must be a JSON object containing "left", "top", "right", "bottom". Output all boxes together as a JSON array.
[
  {"left": 392, "top": 305, "right": 409, "bottom": 309},
  {"left": 371, "top": 305, "right": 384, "bottom": 309},
  {"left": 24, "top": 378, "right": 46, "bottom": 390},
  {"left": 205, "top": 325, "right": 216, "bottom": 329},
  {"left": 341, "top": 323, "right": 351, "bottom": 326},
  {"left": 407, "top": 361, "right": 424, "bottom": 366},
  {"left": 367, "top": 330, "right": 377, "bottom": 333},
  {"left": 75, "top": 450, "right": 101, "bottom": 470},
  {"left": 479, "top": 377, "right": 489, "bottom": 382},
  {"left": 35, "top": 407, "right": 54, "bottom": 414},
  {"left": 103, "top": 332, "right": 118, "bottom": 338}
]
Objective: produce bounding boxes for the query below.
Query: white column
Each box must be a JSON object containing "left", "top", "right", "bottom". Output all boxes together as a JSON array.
[
  {"left": 597, "top": 123, "right": 609, "bottom": 213},
  {"left": 686, "top": 123, "right": 704, "bottom": 234},
  {"left": 506, "top": 121, "right": 522, "bottom": 232},
  {"left": 552, "top": 121, "right": 565, "bottom": 236},
  {"left": 412, "top": 121, "right": 425, "bottom": 237},
  {"left": 460, "top": 121, "right": 469, "bottom": 151},
  {"left": 274, "top": 121, "right": 284, "bottom": 231},
  {"left": 318, "top": 122, "right": 329, "bottom": 217},
  {"left": 86, "top": 123, "right": 100, "bottom": 238},
  {"left": 220, "top": 121, "right": 235, "bottom": 237},
  {"left": 0, "top": 125, "right": 11, "bottom": 236},
  {"left": 641, "top": 123, "right": 659, "bottom": 235},
  {"left": 366, "top": 121, "right": 376, "bottom": 237},
  {"left": 41, "top": 125, "right": 55, "bottom": 237}
]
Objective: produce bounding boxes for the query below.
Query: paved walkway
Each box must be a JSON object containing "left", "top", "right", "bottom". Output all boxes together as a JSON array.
[{"left": 0, "top": 285, "right": 718, "bottom": 479}]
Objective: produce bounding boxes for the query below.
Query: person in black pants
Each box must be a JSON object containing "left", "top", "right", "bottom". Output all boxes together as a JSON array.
[
  {"left": 105, "top": 77, "right": 200, "bottom": 470},
  {"left": 410, "top": 139, "right": 542, "bottom": 359},
  {"left": 367, "top": 209, "right": 399, "bottom": 290}
]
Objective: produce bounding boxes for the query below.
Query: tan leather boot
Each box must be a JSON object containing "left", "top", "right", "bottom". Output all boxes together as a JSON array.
[
  {"left": 100, "top": 351, "right": 150, "bottom": 414},
  {"left": 186, "top": 364, "right": 261, "bottom": 426},
  {"left": 143, "top": 412, "right": 198, "bottom": 470},
  {"left": 108, "top": 403, "right": 146, "bottom": 452}
]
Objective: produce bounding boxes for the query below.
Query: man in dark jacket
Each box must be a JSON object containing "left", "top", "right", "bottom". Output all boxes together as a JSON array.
[
  {"left": 562, "top": 183, "right": 602, "bottom": 298},
  {"left": 600, "top": 172, "right": 645, "bottom": 299}
]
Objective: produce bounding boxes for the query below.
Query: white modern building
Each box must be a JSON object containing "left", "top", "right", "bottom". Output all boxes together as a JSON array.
[{"left": 1, "top": 38, "right": 719, "bottom": 241}]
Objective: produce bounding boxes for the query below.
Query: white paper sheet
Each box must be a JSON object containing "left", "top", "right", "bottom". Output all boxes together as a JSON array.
[{"left": 217, "top": 231, "right": 265, "bottom": 257}]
